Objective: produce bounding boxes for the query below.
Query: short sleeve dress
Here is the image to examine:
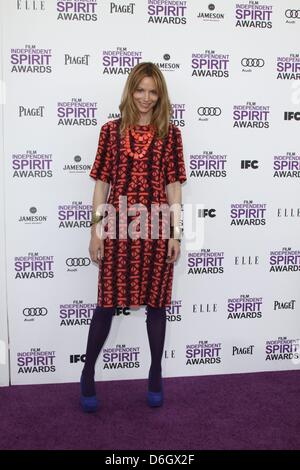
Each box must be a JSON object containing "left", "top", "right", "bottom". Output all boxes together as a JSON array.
[{"left": 89, "top": 118, "right": 187, "bottom": 308}]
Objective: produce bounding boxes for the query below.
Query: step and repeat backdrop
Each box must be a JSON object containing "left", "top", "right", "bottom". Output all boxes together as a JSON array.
[{"left": 1, "top": 0, "right": 300, "bottom": 386}]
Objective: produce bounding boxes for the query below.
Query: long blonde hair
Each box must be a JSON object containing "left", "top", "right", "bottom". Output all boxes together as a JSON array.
[{"left": 119, "top": 62, "right": 172, "bottom": 139}]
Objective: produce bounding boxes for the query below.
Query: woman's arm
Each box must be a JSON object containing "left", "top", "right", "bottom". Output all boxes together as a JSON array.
[
  {"left": 89, "top": 180, "right": 110, "bottom": 261},
  {"left": 166, "top": 181, "right": 182, "bottom": 263},
  {"left": 166, "top": 181, "right": 182, "bottom": 231}
]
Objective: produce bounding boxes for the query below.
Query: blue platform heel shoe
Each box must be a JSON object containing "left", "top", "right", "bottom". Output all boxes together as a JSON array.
[
  {"left": 147, "top": 371, "right": 164, "bottom": 407},
  {"left": 80, "top": 375, "right": 99, "bottom": 413}
]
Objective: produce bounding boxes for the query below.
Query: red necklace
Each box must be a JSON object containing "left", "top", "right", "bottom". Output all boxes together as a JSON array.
[{"left": 124, "top": 124, "right": 155, "bottom": 159}]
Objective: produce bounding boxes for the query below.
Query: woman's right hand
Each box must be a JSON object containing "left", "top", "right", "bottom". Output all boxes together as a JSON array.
[{"left": 89, "top": 233, "right": 104, "bottom": 262}]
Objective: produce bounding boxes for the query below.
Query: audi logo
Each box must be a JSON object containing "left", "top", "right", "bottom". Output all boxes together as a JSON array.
[
  {"left": 197, "top": 107, "right": 221, "bottom": 116},
  {"left": 285, "top": 10, "right": 300, "bottom": 19},
  {"left": 23, "top": 307, "right": 48, "bottom": 317},
  {"left": 66, "top": 257, "right": 91, "bottom": 267},
  {"left": 241, "top": 58, "right": 265, "bottom": 67}
]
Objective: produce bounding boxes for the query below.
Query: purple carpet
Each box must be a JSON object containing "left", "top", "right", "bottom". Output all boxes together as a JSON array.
[{"left": 0, "top": 370, "right": 299, "bottom": 450}]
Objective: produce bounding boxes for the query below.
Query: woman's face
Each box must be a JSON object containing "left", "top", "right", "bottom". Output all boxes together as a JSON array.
[{"left": 133, "top": 76, "right": 159, "bottom": 116}]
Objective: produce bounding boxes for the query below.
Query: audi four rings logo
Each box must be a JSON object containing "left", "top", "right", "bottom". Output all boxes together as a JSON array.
[
  {"left": 197, "top": 107, "right": 221, "bottom": 116},
  {"left": 66, "top": 257, "right": 91, "bottom": 267},
  {"left": 241, "top": 58, "right": 265, "bottom": 67},
  {"left": 285, "top": 10, "right": 300, "bottom": 19},
  {"left": 23, "top": 308, "right": 48, "bottom": 317}
]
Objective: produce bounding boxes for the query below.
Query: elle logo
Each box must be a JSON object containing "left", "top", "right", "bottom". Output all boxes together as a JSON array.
[{"left": 17, "top": 0, "right": 45, "bottom": 10}]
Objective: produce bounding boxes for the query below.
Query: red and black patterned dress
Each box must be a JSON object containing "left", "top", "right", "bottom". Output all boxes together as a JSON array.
[{"left": 89, "top": 118, "right": 187, "bottom": 308}]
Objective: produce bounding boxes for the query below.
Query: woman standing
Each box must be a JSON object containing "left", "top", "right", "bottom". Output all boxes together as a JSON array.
[{"left": 80, "top": 62, "right": 187, "bottom": 412}]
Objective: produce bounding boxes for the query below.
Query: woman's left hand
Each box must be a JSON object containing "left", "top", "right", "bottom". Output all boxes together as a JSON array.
[{"left": 166, "top": 239, "right": 181, "bottom": 263}]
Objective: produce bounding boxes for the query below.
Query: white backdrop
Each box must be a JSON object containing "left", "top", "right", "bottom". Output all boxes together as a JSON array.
[{"left": 1, "top": 0, "right": 300, "bottom": 386}]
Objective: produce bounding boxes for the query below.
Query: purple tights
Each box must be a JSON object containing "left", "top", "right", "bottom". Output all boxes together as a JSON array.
[{"left": 81, "top": 304, "right": 166, "bottom": 396}]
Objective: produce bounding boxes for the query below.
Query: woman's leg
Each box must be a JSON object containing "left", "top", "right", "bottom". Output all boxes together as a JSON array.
[
  {"left": 146, "top": 305, "right": 167, "bottom": 392},
  {"left": 81, "top": 305, "right": 115, "bottom": 396}
]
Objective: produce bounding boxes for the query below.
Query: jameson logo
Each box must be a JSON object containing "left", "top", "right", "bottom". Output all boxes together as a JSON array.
[
  {"left": 277, "top": 54, "right": 300, "bottom": 80},
  {"left": 12, "top": 151, "right": 53, "bottom": 178},
  {"left": 190, "top": 151, "right": 227, "bottom": 178},
  {"left": 147, "top": 0, "right": 187, "bottom": 24},
  {"left": 17, "top": 348, "right": 56, "bottom": 374},
  {"left": 102, "top": 345, "right": 141, "bottom": 370},
  {"left": 108, "top": 111, "right": 121, "bottom": 119},
  {"left": 187, "top": 249, "right": 224, "bottom": 275},
  {"left": 235, "top": 2, "right": 273, "bottom": 28},
  {"left": 197, "top": 4, "right": 224, "bottom": 21},
  {"left": 59, "top": 301, "right": 96, "bottom": 326},
  {"left": 186, "top": 341, "right": 222, "bottom": 365},
  {"left": 57, "top": 0, "right": 98, "bottom": 21},
  {"left": 14, "top": 253, "right": 54, "bottom": 279},
  {"left": 153, "top": 56, "right": 181, "bottom": 73},
  {"left": 57, "top": 99, "right": 97, "bottom": 126},
  {"left": 191, "top": 50, "right": 229, "bottom": 78},
  {"left": 269, "top": 248, "right": 300, "bottom": 272},
  {"left": 227, "top": 295, "right": 263, "bottom": 319},
  {"left": 102, "top": 47, "right": 142, "bottom": 74},
  {"left": 11, "top": 45, "right": 52, "bottom": 73},
  {"left": 63, "top": 155, "right": 91, "bottom": 173},
  {"left": 230, "top": 201, "right": 267, "bottom": 226},
  {"left": 273, "top": 153, "right": 300, "bottom": 178},
  {"left": 233, "top": 102, "right": 270, "bottom": 128},
  {"left": 18, "top": 207, "right": 47, "bottom": 225}
]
